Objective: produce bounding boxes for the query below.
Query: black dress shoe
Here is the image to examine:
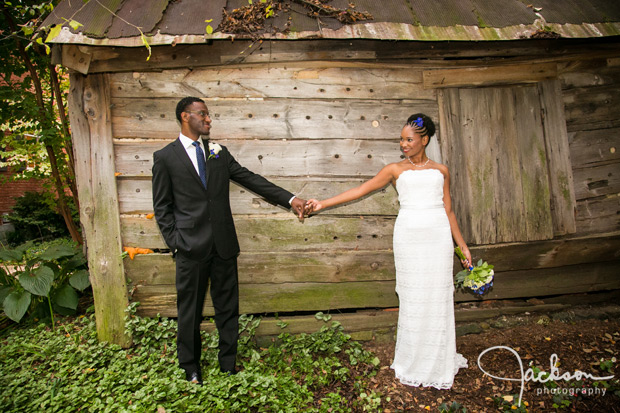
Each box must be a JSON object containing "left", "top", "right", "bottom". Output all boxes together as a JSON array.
[{"left": 187, "top": 371, "right": 202, "bottom": 384}]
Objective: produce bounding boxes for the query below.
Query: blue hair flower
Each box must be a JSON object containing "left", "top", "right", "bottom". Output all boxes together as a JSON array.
[{"left": 412, "top": 117, "right": 424, "bottom": 128}]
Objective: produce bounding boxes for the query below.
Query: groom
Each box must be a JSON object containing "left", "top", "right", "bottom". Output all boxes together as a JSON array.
[{"left": 152, "top": 96, "right": 307, "bottom": 383}]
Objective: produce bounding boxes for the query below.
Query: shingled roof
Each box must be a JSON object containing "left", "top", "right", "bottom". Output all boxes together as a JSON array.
[{"left": 42, "top": 0, "right": 620, "bottom": 46}]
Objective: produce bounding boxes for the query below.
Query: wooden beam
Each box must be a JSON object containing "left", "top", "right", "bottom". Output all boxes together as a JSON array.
[
  {"left": 125, "top": 235, "right": 620, "bottom": 318},
  {"left": 121, "top": 215, "right": 396, "bottom": 251},
  {"left": 131, "top": 281, "right": 399, "bottom": 318},
  {"left": 573, "top": 161, "right": 620, "bottom": 201},
  {"left": 113, "top": 139, "right": 407, "bottom": 178},
  {"left": 109, "top": 97, "right": 435, "bottom": 140},
  {"left": 123, "top": 233, "right": 620, "bottom": 285},
  {"left": 563, "top": 83, "right": 620, "bottom": 132},
  {"left": 61, "top": 45, "right": 92, "bottom": 74},
  {"left": 576, "top": 195, "right": 620, "bottom": 235},
  {"left": 124, "top": 251, "right": 396, "bottom": 286},
  {"left": 78, "top": 40, "right": 620, "bottom": 74},
  {"left": 236, "top": 310, "right": 398, "bottom": 341},
  {"left": 68, "top": 73, "right": 131, "bottom": 347},
  {"left": 117, "top": 177, "right": 399, "bottom": 215},
  {"left": 538, "top": 79, "right": 577, "bottom": 236},
  {"left": 423, "top": 63, "right": 557, "bottom": 89},
  {"left": 109, "top": 66, "right": 433, "bottom": 101},
  {"left": 569, "top": 127, "right": 620, "bottom": 169}
]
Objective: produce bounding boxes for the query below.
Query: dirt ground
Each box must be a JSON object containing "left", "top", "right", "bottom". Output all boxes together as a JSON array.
[{"left": 360, "top": 307, "right": 620, "bottom": 412}]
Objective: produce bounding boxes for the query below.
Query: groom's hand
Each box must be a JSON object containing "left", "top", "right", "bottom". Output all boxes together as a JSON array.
[{"left": 291, "top": 197, "right": 307, "bottom": 221}]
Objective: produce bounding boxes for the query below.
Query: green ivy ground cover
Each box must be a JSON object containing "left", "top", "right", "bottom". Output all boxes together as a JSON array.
[{"left": 0, "top": 303, "right": 382, "bottom": 412}]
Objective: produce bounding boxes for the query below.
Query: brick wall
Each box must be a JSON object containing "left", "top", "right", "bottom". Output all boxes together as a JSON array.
[{"left": 0, "top": 168, "right": 46, "bottom": 224}]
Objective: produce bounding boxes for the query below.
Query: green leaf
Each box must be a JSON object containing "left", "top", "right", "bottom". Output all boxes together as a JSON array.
[
  {"left": 39, "top": 244, "right": 77, "bottom": 261},
  {"left": 45, "top": 25, "right": 62, "bottom": 43},
  {"left": 68, "top": 20, "right": 83, "bottom": 30},
  {"left": 53, "top": 304, "right": 76, "bottom": 316},
  {"left": 3, "top": 290, "right": 31, "bottom": 322},
  {"left": 205, "top": 19, "right": 213, "bottom": 23},
  {"left": 69, "top": 270, "right": 90, "bottom": 291},
  {"left": 140, "top": 33, "right": 152, "bottom": 61},
  {"left": 53, "top": 284, "right": 78, "bottom": 310},
  {"left": 0, "top": 287, "right": 12, "bottom": 310},
  {"left": 0, "top": 248, "right": 24, "bottom": 263},
  {"left": 21, "top": 26, "right": 34, "bottom": 36},
  {"left": 19, "top": 265, "right": 54, "bottom": 296},
  {"left": 206, "top": 25, "right": 213, "bottom": 34},
  {"left": 62, "top": 253, "right": 87, "bottom": 271}
]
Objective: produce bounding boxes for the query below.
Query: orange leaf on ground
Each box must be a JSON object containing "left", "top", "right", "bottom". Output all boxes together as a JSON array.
[
  {"left": 123, "top": 246, "right": 154, "bottom": 260},
  {"left": 146, "top": 213, "right": 155, "bottom": 219}
]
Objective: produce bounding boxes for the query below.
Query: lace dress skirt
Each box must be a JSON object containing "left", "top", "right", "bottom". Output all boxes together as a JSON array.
[{"left": 390, "top": 204, "right": 468, "bottom": 389}]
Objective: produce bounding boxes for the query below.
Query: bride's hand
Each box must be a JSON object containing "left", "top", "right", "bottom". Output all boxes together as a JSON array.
[
  {"left": 460, "top": 246, "right": 472, "bottom": 269},
  {"left": 305, "top": 199, "right": 324, "bottom": 214}
]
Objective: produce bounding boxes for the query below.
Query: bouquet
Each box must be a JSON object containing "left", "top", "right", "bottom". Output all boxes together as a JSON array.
[{"left": 454, "top": 247, "right": 494, "bottom": 295}]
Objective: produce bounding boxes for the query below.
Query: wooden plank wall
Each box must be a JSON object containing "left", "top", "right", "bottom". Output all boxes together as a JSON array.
[
  {"left": 99, "top": 43, "right": 620, "bottom": 321},
  {"left": 112, "top": 63, "right": 432, "bottom": 317},
  {"left": 559, "top": 58, "right": 620, "bottom": 235}
]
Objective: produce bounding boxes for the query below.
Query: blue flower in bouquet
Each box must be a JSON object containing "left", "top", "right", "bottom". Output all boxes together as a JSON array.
[{"left": 454, "top": 247, "right": 494, "bottom": 295}]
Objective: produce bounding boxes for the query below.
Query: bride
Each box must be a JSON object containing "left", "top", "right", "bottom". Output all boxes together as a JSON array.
[{"left": 306, "top": 114, "right": 471, "bottom": 389}]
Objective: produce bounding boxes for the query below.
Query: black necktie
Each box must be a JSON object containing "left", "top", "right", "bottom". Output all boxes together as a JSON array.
[{"left": 192, "top": 141, "right": 207, "bottom": 188}]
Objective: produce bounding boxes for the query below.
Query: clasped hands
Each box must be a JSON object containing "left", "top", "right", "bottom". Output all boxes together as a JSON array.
[{"left": 290, "top": 197, "right": 324, "bottom": 220}]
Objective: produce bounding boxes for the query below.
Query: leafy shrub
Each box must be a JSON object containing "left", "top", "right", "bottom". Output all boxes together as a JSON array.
[
  {"left": 5, "top": 191, "right": 77, "bottom": 245},
  {"left": 0, "top": 239, "right": 90, "bottom": 325},
  {"left": 0, "top": 305, "right": 384, "bottom": 411}
]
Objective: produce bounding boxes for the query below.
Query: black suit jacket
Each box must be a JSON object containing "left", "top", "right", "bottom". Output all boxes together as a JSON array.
[{"left": 152, "top": 138, "right": 294, "bottom": 260}]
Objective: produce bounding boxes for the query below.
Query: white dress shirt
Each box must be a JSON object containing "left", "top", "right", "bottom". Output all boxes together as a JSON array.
[
  {"left": 178, "top": 133, "right": 297, "bottom": 205},
  {"left": 179, "top": 133, "right": 205, "bottom": 176}
]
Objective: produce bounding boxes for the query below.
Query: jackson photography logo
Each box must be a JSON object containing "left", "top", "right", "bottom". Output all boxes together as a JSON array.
[{"left": 477, "top": 345, "right": 615, "bottom": 407}]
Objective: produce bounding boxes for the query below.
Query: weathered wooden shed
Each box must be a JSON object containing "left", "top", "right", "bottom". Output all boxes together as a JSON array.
[{"left": 43, "top": 0, "right": 620, "bottom": 345}]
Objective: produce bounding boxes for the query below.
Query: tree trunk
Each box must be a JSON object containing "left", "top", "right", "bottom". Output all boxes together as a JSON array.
[{"left": 3, "top": 8, "right": 82, "bottom": 244}]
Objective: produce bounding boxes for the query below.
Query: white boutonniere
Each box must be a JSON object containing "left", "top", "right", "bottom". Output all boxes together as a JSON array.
[{"left": 207, "top": 142, "right": 222, "bottom": 160}]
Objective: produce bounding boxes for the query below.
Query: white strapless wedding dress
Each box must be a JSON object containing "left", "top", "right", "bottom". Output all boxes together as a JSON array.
[{"left": 390, "top": 168, "right": 468, "bottom": 389}]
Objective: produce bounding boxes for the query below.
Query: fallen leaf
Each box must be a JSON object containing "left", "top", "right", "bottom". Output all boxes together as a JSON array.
[
  {"left": 123, "top": 246, "right": 154, "bottom": 260},
  {"left": 146, "top": 213, "right": 155, "bottom": 219},
  {"left": 115, "top": 172, "right": 122, "bottom": 176}
]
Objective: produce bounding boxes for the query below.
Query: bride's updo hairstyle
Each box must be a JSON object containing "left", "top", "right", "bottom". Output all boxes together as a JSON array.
[{"left": 406, "top": 113, "right": 436, "bottom": 143}]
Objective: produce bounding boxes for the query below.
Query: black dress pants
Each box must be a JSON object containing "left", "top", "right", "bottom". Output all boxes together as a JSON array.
[{"left": 175, "top": 249, "right": 239, "bottom": 375}]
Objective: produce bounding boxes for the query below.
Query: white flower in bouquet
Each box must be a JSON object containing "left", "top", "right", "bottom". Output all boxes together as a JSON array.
[{"left": 454, "top": 247, "right": 494, "bottom": 295}]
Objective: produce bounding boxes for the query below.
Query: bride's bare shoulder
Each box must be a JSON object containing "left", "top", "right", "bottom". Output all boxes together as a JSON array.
[{"left": 430, "top": 161, "right": 450, "bottom": 177}]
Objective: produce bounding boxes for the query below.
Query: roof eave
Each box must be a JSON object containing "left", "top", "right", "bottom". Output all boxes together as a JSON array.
[{"left": 48, "top": 21, "right": 620, "bottom": 46}]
